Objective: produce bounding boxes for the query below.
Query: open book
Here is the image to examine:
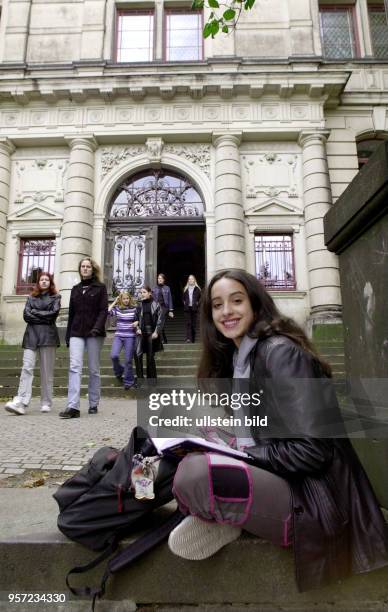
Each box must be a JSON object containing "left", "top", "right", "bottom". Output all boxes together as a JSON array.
[{"left": 151, "top": 437, "right": 248, "bottom": 460}]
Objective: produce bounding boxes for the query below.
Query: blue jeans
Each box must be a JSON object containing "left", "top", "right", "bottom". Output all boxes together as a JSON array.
[
  {"left": 67, "top": 336, "right": 104, "bottom": 410},
  {"left": 111, "top": 335, "right": 136, "bottom": 386}
]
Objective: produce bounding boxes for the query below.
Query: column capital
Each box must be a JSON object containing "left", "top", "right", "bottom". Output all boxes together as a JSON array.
[
  {"left": 212, "top": 132, "right": 242, "bottom": 148},
  {"left": 298, "top": 130, "right": 330, "bottom": 148},
  {"left": 65, "top": 135, "right": 98, "bottom": 152},
  {"left": 0, "top": 138, "right": 16, "bottom": 156}
]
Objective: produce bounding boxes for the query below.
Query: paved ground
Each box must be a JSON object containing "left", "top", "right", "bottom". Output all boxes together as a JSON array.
[{"left": 0, "top": 398, "right": 137, "bottom": 475}]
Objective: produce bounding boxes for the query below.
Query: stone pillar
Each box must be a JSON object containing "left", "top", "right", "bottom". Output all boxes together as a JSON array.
[
  {"left": 298, "top": 131, "right": 341, "bottom": 320},
  {"left": 60, "top": 136, "right": 97, "bottom": 305},
  {"left": 213, "top": 133, "right": 245, "bottom": 271},
  {"left": 0, "top": 139, "right": 15, "bottom": 299}
]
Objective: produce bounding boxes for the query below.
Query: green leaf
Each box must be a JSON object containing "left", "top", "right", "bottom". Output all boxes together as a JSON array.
[
  {"left": 203, "top": 22, "right": 213, "bottom": 38},
  {"left": 191, "top": 0, "right": 204, "bottom": 8},
  {"left": 222, "top": 25, "right": 229, "bottom": 33},
  {"left": 208, "top": 0, "right": 220, "bottom": 8},
  {"left": 244, "top": 0, "right": 255, "bottom": 8},
  {"left": 223, "top": 8, "right": 236, "bottom": 20},
  {"left": 210, "top": 19, "right": 220, "bottom": 37}
]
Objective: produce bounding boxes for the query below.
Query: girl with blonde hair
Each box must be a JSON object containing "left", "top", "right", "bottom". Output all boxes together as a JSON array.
[{"left": 109, "top": 291, "right": 138, "bottom": 390}]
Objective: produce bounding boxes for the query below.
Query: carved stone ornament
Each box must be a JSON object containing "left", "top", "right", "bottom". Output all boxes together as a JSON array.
[
  {"left": 243, "top": 153, "right": 299, "bottom": 200},
  {"left": 146, "top": 138, "right": 164, "bottom": 163},
  {"left": 14, "top": 159, "right": 68, "bottom": 205},
  {"left": 101, "top": 146, "right": 147, "bottom": 177},
  {"left": 164, "top": 144, "right": 211, "bottom": 177}
]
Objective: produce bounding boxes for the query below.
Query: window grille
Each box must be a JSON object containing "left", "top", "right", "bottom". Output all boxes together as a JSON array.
[
  {"left": 16, "top": 238, "right": 56, "bottom": 295},
  {"left": 116, "top": 11, "right": 154, "bottom": 62},
  {"left": 319, "top": 6, "right": 358, "bottom": 59},
  {"left": 255, "top": 235, "right": 296, "bottom": 290},
  {"left": 165, "top": 11, "right": 203, "bottom": 61},
  {"left": 110, "top": 170, "right": 204, "bottom": 218},
  {"left": 369, "top": 6, "right": 388, "bottom": 58}
]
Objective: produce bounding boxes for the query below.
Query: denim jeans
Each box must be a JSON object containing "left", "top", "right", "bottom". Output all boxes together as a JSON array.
[
  {"left": 67, "top": 336, "right": 104, "bottom": 410},
  {"left": 111, "top": 335, "right": 136, "bottom": 386}
]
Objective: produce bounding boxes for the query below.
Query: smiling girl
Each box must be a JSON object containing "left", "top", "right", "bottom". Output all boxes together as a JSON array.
[
  {"left": 168, "top": 269, "right": 388, "bottom": 593},
  {"left": 4, "top": 272, "right": 61, "bottom": 415}
]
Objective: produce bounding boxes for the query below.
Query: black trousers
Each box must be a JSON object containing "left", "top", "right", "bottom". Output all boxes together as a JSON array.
[
  {"left": 135, "top": 333, "right": 157, "bottom": 380},
  {"left": 159, "top": 306, "right": 169, "bottom": 344},
  {"left": 184, "top": 307, "right": 198, "bottom": 342}
]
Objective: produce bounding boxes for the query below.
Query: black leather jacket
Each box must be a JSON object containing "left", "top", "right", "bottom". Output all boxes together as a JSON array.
[
  {"left": 22, "top": 293, "right": 61, "bottom": 349},
  {"left": 247, "top": 335, "right": 388, "bottom": 591}
]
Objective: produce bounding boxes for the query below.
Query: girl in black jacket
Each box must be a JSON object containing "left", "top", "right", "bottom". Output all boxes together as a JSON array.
[
  {"left": 4, "top": 272, "right": 61, "bottom": 415},
  {"left": 134, "top": 285, "right": 163, "bottom": 382},
  {"left": 59, "top": 258, "right": 108, "bottom": 419},
  {"left": 168, "top": 269, "right": 388, "bottom": 592}
]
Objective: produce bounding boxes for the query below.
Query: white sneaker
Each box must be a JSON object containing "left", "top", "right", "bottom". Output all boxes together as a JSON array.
[
  {"left": 168, "top": 515, "right": 241, "bottom": 560},
  {"left": 40, "top": 405, "right": 51, "bottom": 413},
  {"left": 5, "top": 398, "right": 26, "bottom": 415}
]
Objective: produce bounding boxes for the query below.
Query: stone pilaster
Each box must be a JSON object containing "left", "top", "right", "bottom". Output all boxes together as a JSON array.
[
  {"left": 0, "top": 139, "right": 15, "bottom": 300},
  {"left": 298, "top": 131, "right": 341, "bottom": 320},
  {"left": 60, "top": 136, "right": 97, "bottom": 305},
  {"left": 213, "top": 133, "right": 245, "bottom": 272}
]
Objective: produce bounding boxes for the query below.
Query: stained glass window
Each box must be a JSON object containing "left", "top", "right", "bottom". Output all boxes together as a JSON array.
[
  {"left": 165, "top": 11, "right": 203, "bottom": 61},
  {"left": 369, "top": 6, "right": 388, "bottom": 58},
  {"left": 319, "top": 6, "right": 358, "bottom": 59},
  {"left": 255, "top": 235, "right": 296, "bottom": 291}
]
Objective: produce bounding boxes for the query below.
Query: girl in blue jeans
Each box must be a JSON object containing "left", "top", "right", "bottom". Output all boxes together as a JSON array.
[{"left": 109, "top": 291, "right": 138, "bottom": 390}]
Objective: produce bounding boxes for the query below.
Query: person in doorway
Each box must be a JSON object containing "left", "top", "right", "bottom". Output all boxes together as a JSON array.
[
  {"left": 182, "top": 274, "right": 201, "bottom": 343},
  {"left": 168, "top": 269, "right": 388, "bottom": 592},
  {"left": 152, "top": 273, "right": 173, "bottom": 344},
  {"left": 4, "top": 272, "right": 61, "bottom": 415},
  {"left": 59, "top": 258, "right": 108, "bottom": 419},
  {"left": 135, "top": 285, "right": 163, "bottom": 382},
  {"left": 108, "top": 291, "right": 138, "bottom": 390}
]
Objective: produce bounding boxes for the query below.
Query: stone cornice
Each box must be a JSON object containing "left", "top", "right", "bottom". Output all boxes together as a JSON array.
[{"left": 0, "top": 64, "right": 350, "bottom": 107}]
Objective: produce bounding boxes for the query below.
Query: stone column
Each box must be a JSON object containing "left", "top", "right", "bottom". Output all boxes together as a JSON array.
[
  {"left": 298, "top": 131, "right": 341, "bottom": 320},
  {"left": 60, "top": 136, "right": 97, "bottom": 305},
  {"left": 213, "top": 133, "right": 245, "bottom": 271},
  {"left": 0, "top": 139, "right": 15, "bottom": 299}
]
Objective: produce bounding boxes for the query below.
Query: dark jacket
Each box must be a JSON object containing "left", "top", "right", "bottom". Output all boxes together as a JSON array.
[
  {"left": 66, "top": 280, "right": 108, "bottom": 345},
  {"left": 22, "top": 293, "right": 61, "bottom": 349},
  {"left": 246, "top": 335, "right": 388, "bottom": 592},
  {"left": 152, "top": 285, "right": 173, "bottom": 311},
  {"left": 136, "top": 300, "right": 163, "bottom": 356},
  {"left": 183, "top": 286, "right": 201, "bottom": 312}
]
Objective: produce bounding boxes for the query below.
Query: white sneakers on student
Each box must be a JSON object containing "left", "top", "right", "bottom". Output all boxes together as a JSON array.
[
  {"left": 40, "top": 405, "right": 51, "bottom": 413},
  {"left": 168, "top": 515, "right": 241, "bottom": 560},
  {"left": 5, "top": 397, "right": 27, "bottom": 415}
]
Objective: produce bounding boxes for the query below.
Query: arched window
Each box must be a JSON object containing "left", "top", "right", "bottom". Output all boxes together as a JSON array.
[
  {"left": 110, "top": 169, "right": 204, "bottom": 219},
  {"left": 357, "top": 137, "right": 387, "bottom": 169}
]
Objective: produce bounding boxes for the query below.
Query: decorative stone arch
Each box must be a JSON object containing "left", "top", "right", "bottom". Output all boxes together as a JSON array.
[
  {"left": 92, "top": 150, "right": 214, "bottom": 296},
  {"left": 356, "top": 130, "right": 388, "bottom": 168}
]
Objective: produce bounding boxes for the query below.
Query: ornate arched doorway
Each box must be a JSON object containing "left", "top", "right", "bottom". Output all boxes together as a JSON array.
[{"left": 105, "top": 168, "right": 206, "bottom": 303}]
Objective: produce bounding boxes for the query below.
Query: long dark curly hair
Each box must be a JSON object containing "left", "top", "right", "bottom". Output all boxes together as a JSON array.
[
  {"left": 30, "top": 271, "right": 58, "bottom": 297},
  {"left": 198, "top": 269, "right": 331, "bottom": 378}
]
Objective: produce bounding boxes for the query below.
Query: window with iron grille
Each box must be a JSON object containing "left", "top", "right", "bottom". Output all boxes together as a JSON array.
[
  {"left": 116, "top": 10, "right": 154, "bottom": 62},
  {"left": 319, "top": 6, "right": 358, "bottom": 59},
  {"left": 369, "top": 5, "right": 388, "bottom": 58},
  {"left": 165, "top": 10, "right": 203, "bottom": 61},
  {"left": 255, "top": 234, "right": 296, "bottom": 291},
  {"left": 16, "top": 238, "right": 56, "bottom": 295}
]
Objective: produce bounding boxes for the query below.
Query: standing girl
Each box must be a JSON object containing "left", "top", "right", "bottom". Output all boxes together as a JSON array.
[
  {"left": 182, "top": 274, "right": 201, "bottom": 343},
  {"left": 168, "top": 269, "right": 388, "bottom": 592},
  {"left": 59, "top": 258, "right": 108, "bottom": 419},
  {"left": 109, "top": 291, "right": 138, "bottom": 390},
  {"left": 4, "top": 272, "right": 61, "bottom": 415},
  {"left": 152, "top": 273, "right": 173, "bottom": 344},
  {"left": 135, "top": 286, "right": 163, "bottom": 381}
]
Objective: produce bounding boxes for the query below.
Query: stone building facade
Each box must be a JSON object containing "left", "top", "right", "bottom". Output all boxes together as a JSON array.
[{"left": 0, "top": 0, "right": 387, "bottom": 341}]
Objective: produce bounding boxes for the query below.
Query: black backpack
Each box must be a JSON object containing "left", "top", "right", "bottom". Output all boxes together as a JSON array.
[{"left": 53, "top": 426, "right": 183, "bottom": 610}]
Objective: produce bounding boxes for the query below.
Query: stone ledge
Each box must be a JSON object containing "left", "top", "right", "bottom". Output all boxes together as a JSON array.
[{"left": 1, "top": 488, "right": 388, "bottom": 607}]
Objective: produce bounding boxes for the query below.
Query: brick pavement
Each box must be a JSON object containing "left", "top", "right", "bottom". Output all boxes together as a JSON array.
[{"left": 0, "top": 398, "right": 138, "bottom": 475}]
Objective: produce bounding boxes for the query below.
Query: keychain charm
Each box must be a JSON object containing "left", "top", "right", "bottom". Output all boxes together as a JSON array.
[{"left": 131, "top": 455, "right": 159, "bottom": 500}]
